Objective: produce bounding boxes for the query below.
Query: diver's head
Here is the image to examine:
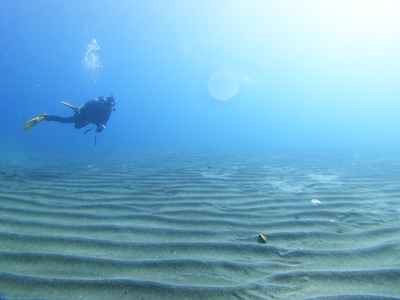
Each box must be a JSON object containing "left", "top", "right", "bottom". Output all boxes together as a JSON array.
[{"left": 106, "top": 94, "right": 116, "bottom": 111}]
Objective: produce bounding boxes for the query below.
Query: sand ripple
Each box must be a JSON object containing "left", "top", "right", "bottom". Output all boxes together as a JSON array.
[{"left": 0, "top": 151, "right": 399, "bottom": 299}]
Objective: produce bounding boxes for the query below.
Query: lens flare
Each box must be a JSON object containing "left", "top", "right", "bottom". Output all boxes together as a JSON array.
[{"left": 208, "top": 69, "right": 240, "bottom": 100}]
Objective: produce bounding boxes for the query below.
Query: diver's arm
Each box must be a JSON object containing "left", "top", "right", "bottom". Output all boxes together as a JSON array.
[
  {"left": 95, "top": 114, "right": 110, "bottom": 132},
  {"left": 95, "top": 123, "right": 105, "bottom": 132},
  {"left": 95, "top": 115, "right": 109, "bottom": 132},
  {"left": 93, "top": 99, "right": 112, "bottom": 132}
]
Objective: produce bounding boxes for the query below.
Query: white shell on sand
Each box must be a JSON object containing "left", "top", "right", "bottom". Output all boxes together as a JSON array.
[{"left": 311, "top": 199, "right": 321, "bottom": 203}]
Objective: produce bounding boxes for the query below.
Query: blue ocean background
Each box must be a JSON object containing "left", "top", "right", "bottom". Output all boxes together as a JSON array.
[
  {"left": 2, "top": 2, "right": 400, "bottom": 299},
  {"left": 2, "top": 0, "right": 399, "bottom": 155}
]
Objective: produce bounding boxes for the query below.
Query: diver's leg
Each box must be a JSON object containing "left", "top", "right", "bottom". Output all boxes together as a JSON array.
[
  {"left": 74, "top": 121, "right": 90, "bottom": 129},
  {"left": 74, "top": 115, "right": 90, "bottom": 129},
  {"left": 45, "top": 115, "right": 76, "bottom": 124}
]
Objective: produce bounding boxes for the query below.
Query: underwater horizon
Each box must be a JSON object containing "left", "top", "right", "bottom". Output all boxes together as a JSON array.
[{"left": 1, "top": 1, "right": 400, "bottom": 299}]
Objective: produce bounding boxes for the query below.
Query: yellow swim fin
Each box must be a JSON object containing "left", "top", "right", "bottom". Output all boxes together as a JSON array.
[
  {"left": 61, "top": 101, "right": 82, "bottom": 113},
  {"left": 23, "top": 114, "right": 47, "bottom": 131}
]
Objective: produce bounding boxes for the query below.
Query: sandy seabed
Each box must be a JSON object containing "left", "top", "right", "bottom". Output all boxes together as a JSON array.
[{"left": 0, "top": 150, "right": 399, "bottom": 299}]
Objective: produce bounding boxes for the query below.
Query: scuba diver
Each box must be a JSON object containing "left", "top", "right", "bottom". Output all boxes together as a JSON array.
[{"left": 24, "top": 94, "right": 116, "bottom": 135}]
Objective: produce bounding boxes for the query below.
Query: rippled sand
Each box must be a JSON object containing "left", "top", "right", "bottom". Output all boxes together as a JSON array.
[{"left": 0, "top": 150, "right": 399, "bottom": 299}]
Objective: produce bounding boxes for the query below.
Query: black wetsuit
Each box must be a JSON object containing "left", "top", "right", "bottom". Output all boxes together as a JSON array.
[{"left": 46, "top": 97, "right": 113, "bottom": 132}]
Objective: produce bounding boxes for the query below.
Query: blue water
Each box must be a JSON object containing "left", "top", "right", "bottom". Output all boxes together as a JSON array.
[
  {"left": 1, "top": 1, "right": 400, "bottom": 299},
  {"left": 1, "top": 1, "right": 399, "bottom": 155}
]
